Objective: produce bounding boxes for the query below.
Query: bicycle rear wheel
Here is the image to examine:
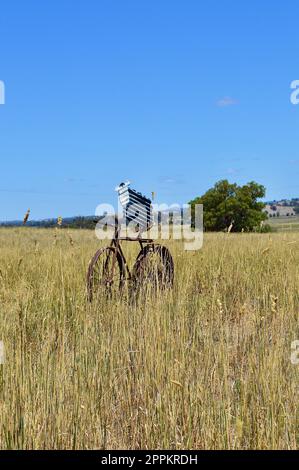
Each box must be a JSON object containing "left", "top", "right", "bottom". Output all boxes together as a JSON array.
[{"left": 132, "top": 244, "right": 174, "bottom": 293}]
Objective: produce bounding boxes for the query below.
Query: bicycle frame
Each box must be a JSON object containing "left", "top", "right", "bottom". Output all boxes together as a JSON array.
[
  {"left": 107, "top": 216, "right": 154, "bottom": 281},
  {"left": 87, "top": 216, "right": 174, "bottom": 301}
]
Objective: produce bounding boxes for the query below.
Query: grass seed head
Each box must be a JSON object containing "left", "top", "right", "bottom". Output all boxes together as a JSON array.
[{"left": 23, "top": 209, "right": 30, "bottom": 225}]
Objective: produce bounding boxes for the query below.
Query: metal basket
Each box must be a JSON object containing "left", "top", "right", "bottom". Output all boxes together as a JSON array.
[{"left": 115, "top": 182, "right": 153, "bottom": 233}]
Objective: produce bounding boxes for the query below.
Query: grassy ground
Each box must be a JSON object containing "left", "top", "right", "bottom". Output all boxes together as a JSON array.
[
  {"left": 268, "top": 215, "right": 299, "bottom": 232},
  {"left": 0, "top": 228, "right": 298, "bottom": 449}
]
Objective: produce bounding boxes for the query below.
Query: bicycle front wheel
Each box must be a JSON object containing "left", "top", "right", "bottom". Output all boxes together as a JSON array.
[{"left": 87, "top": 246, "right": 125, "bottom": 302}]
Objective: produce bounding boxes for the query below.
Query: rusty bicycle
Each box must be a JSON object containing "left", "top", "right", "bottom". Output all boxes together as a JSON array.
[{"left": 87, "top": 183, "right": 174, "bottom": 301}]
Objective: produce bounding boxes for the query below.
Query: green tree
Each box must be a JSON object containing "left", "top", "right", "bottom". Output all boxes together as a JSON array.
[{"left": 189, "top": 180, "right": 267, "bottom": 232}]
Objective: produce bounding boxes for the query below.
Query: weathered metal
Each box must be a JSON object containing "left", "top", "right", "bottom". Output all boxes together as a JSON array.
[
  {"left": 87, "top": 185, "right": 174, "bottom": 301},
  {"left": 115, "top": 182, "right": 153, "bottom": 233}
]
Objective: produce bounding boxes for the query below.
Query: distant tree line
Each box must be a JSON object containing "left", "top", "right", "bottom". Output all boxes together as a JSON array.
[
  {"left": 0, "top": 216, "right": 99, "bottom": 229},
  {"left": 266, "top": 198, "right": 299, "bottom": 207}
]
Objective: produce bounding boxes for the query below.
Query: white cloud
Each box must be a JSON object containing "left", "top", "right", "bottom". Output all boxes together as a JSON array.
[
  {"left": 216, "top": 96, "right": 238, "bottom": 107},
  {"left": 226, "top": 168, "right": 238, "bottom": 175},
  {"left": 163, "top": 178, "right": 176, "bottom": 184}
]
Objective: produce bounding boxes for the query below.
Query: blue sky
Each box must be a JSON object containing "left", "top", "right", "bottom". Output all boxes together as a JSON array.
[{"left": 0, "top": 0, "right": 298, "bottom": 220}]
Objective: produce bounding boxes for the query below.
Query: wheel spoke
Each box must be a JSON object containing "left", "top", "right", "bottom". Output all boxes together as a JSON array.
[
  {"left": 87, "top": 247, "right": 124, "bottom": 301},
  {"left": 132, "top": 245, "right": 174, "bottom": 294}
]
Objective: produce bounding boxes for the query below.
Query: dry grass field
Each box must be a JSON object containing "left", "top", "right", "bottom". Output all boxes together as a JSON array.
[
  {"left": 268, "top": 215, "right": 299, "bottom": 233},
  {"left": 0, "top": 227, "right": 298, "bottom": 449}
]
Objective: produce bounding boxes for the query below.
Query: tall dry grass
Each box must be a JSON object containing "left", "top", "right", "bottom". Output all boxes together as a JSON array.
[{"left": 0, "top": 228, "right": 298, "bottom": 449}]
